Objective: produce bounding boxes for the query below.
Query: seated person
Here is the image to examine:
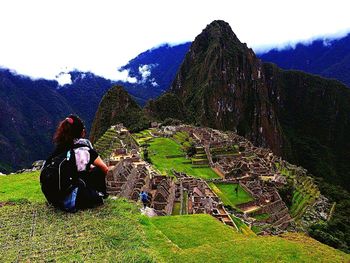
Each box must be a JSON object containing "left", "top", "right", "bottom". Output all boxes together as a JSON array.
[{"left": 40, "top": 114, "right": 109, "bottom": 212}]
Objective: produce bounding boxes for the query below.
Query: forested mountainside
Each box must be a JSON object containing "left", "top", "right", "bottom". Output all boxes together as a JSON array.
[
  {"left": 89, "top": 86, "right": 149, "bottom": 143},
  {"left": 259, "top": 33, "right": 350, "bottom": 87},
  {"left": 0, "top": 69, "right": 73, "bottom": 171}
]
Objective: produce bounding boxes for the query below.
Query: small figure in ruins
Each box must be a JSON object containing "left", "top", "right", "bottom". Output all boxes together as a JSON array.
[
  {"left": 235, "top": 185, "right": 239, "bottom": 196},
  {"left": 139, "top": 190, "right": 149, "bottom": 209}
]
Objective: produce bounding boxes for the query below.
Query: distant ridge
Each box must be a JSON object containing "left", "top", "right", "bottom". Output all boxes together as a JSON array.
[{"left": 259, "top": 33, "right": 350, "bottom": 87}]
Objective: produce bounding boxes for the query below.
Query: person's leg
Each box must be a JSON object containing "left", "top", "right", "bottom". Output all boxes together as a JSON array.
[
  {"left": 75, "top": 180, "right": 103, "bottom": 210},
  {"left": 75, "top": 168, "right": 106, "bottom": 210},
  {"left": 84, "top": 167, "right": 107, "bottom": 195}
]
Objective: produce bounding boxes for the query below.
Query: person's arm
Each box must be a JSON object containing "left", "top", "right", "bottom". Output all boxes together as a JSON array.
[{"left": 93, "top": 156, "right": 109, "bottom": 175}]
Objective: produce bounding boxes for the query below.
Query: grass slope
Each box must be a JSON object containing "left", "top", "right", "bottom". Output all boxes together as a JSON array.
[
  {"left": 0, "top": 201, "right": 153, "bottom": 262},
  {"left": 142, "top": 215, "right": 350, "bottom": 262},
  {"left": 148, "top": 137, "right": 219, "bottom": 179}
]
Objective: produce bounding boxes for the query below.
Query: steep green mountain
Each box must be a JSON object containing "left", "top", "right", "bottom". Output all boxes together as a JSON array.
[
  {"left": 147, "top": 20, "right": 284, "bottom": 153},
  {"left": 147, "top": 20, "right": 350, "bottom": 192},
  {"left": 89, "top": 85, "right": 149, "bottom": 143},
  {"left": 264, "top": 63, "right": 350, "bottom": 186}
]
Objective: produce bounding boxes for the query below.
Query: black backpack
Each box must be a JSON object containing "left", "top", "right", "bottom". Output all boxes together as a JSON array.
[{"left": 40, "top": 144, "right": 85, "bottom": 207}]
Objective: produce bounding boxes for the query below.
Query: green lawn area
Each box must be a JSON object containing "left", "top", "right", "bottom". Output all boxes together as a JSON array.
[
  {"left": 147, "top": 137, "right": 219, "bottom": 179},
  {"left": 142, "top": 214, "right": 350, "bottom": 262},
  {"left": 208, "top": 182, "right": 253, "bottom": 207},
  {"left": 1, "top": 172, "right": 349, "bottom": 262},
  {"left": 0, "top": 171, "right": 45, "bottom": 203}
]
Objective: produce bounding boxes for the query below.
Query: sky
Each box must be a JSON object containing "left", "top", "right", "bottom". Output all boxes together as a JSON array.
[{"left": 0, "top": 0, "right": 350, "bottom": 84}]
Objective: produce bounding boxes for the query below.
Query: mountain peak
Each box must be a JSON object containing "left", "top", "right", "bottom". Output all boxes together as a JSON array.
[
  {"left": 194, "top": 20, "right": 243, "bottom": 50},
  {"left": 164, "top": 21, "right": 284, "bottom": 153}
]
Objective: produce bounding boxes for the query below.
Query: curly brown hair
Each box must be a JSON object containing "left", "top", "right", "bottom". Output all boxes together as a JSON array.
[{"left": 53, "top": 114, "right": 85, "bottom": 147}]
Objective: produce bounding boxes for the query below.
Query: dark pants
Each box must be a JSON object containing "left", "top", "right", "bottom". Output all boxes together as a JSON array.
[{"left": 75, "top": 168, "right": 107, "bottom": 209}]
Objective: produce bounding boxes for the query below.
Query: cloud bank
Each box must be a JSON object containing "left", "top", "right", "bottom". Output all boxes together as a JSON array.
[{"left": 0, "top": 0, "right": 349, "bottom": 81}]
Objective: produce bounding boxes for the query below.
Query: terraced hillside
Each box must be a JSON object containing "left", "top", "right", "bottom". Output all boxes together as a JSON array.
[
  {"left": 276, "top": 162, "right": 321, "bottom": 219},
  {"left": 93, "top": 127, "right": 121, "bottom": 160}
]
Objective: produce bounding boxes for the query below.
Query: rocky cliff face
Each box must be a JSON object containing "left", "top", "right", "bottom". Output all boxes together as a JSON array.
[
  {"left": 169, "top": 20, "right": 283, "bottom": 154},
  {"left": 90, "top": 86, "right": 149, "bottom": 143}
]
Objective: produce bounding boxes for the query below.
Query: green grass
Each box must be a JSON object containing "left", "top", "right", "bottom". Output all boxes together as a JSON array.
[
  {"left": 253, "top": 213, "right": 271, "bottom": 221},
  {"left": 0, "top": 172, "right": 153, "bottom": 262},
  {"left": 142, "top": 214, "right": 350, "bottom": 262},
  {"left": 251, "top": 225, "right": 264, "bottom": 234},
  {"left": 0, "top": 171, "right": 45, "bottom": 203},
  {"left": 231, "top": 216, "right": 256, "bottom": 236},
  {"left": 0, "top": 200, "right": 153, "bottom": 262},
  {"left": 147, "top": 137, "right": 219, "bottom": 179},
  {"left": 208, "top": 182, "right": 253, "bottom": 207}
]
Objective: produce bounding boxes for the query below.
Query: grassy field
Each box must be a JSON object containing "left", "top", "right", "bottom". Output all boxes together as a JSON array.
[
  {"left": 208, "top": 182, "right": 253, "bottom": 207},
  {"left": 148, "top": 137, "right": 219, "bottom": 179},
  {"left": 142, "top": 214, "right": 350, "bottom": 262},
  {"left": 0, "top": 171, "right": 44, "bottom": 203},
  {"left": 1, "top": 172, "right": 350, "bottom": 262}
]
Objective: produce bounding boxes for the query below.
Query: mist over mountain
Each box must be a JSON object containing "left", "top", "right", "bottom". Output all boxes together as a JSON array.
[
  {"left": 0, "top": 69, "right": 115, "bottom": 172},
  {"left": 259, "top": 33, "right": 350, "bottom": 87},
  {"left": 120, "top": 42, "right": 191, "bottom": 105}
]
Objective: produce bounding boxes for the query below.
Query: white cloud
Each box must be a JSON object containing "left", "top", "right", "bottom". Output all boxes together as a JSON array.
[
  {"left": 116, "top": 69, "right": 138, "bottom": 84},
  {"left": 151, "top": 79, "right": 159, "bottom": 87},
  {"left": 138, "top": 64, "right": 159, "bottom": 83},
  {"left": 138, "top": 65, "right": 152, "bottom": 83},
  {"left": 56, "top": 72, "right": 72, "bottom": 86},
  {"left": 0, "top": 0, "right": 349, "bottom": 80}
]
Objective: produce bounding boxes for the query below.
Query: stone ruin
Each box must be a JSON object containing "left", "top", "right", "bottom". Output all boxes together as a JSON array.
[
  {"left": 107, "top": 158, "right": 176, "bottom": 216},
  {"left": 173, "top": 171, "right": 235, "bottom": 227},
  {"left": 241, "top": 180, "right": 292, "bottom": 229},
  {"left": 101, "top": 124, "right": 326, "bottom": 234}
]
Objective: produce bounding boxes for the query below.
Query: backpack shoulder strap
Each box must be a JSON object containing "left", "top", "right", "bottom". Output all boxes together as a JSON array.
[{"left": 71, "top": 143, "right": 89, "bottom": 150}]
